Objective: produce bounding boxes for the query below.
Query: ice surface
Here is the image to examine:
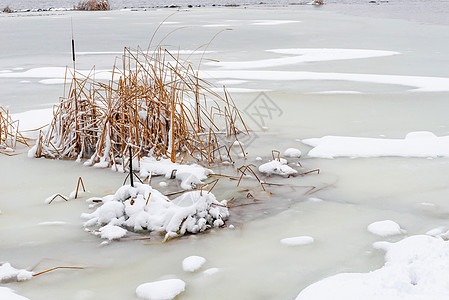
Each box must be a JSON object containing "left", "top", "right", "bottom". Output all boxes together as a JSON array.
[
  {"left": 182, "top": 256, "right": 206, "bottom": 272},
  {"left": 303, "top": 131, "right": 449, "bottom": 158},
  {"left": 367, "top": 220, "right": 406, "bottom": 237},
  {"left": 136, "top": 279, "right": 185, "bottom": 300},
  {"left": 281, "top": 236, "right": 314, "bottom": 246}
]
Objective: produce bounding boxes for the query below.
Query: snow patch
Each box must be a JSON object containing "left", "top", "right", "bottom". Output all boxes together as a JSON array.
[
  {"left": 303, "top": 131, "right": 449, "bottom": 158},
  {"left": 259, "top": 159, "right": 297, "bottom": 176},
  {"left": 0, "top": 263, "right": 33, "bottom": 283},
  {"left": 0, "top": 287, "right": 30, "bottom": 300},
  {"left": 367, "top": 220, "right": 406, "bottom": 237},
  {"left": 136, "top": 279, "right": 185, "bottom": 300},
  {"left": 284, "top": 148, "right": 302, "bottom": 158},
  {"left": 281, "top": 236, "right": 314, "bottom": 246},
  {"left": 182, "top": 256, "right": 206, "bottom": 272}
]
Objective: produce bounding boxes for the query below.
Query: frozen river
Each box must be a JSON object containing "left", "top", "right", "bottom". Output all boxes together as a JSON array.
[{"left": 1, "top": 5, "right": 449, "bottom": 300}]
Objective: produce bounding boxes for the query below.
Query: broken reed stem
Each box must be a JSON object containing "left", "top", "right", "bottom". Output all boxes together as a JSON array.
[
  {"left": 74, "top": 177, "right": 85, "bottom": 199},
  {"left": 0, "top": 106, "right": 29, "bottom": 153},
  {"left": 48, "top": 194, "right": 68, "bottom": 204},
  {"left": 32, "top": 266, "right": 86, "bottom": 277}
]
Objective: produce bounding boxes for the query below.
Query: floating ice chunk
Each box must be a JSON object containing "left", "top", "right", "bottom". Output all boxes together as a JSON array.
[
  {"left": 259, "top": 160, "right": 298, "bottom": 176},
  {"left": 367, "top": 220, "right": 406, "bottom": 237},
  {"left": 281, "top": 236, "right": 314, "bottom": 246},
  {"left": 182, "top": 256, "right": 206, "bottom": 272},
  {"left": 203, "top": 268, "right": 220, "bottom": 276},
  {"left": 0, "top": 263, "right": 33, "bottom": 283},
  {"left": 303, "top": 131, "right": 449, "bottom": 158},
  {"left": 136, "top": 279, "right": 185, "bottom": 300},
  {"left": 284, "top": 148, "right": 302, "bottom": 158},
  {"left": 0, "top": 287, "right": 30, "bottom": 300},
  {"left": 97, "top": 224, "right": 127, "bottom": 240}
]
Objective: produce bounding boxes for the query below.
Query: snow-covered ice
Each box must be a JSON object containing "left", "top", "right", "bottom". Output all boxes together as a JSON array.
[
  {"left": 303, "top": 131, "right": 449, "bottom": 158},
  {"left": 259, "top": 159, "right": 298, "bottom": 176},
  {"left": 0, "top": 287, "right": 30, "bottom": 300},
  {"left": 367, "top": 220, "right": 406, "bottom": 237},
  {"left": 296, "top": 235, "right": 449, "bottom": 300},
  {"left": 207, "top": 48, "right": 398, "bottom": 69},
  {"left": 182, "top": 255, "right": 206, "bottom": 272},
  {"left": 136, "top": 279, "right": 185, "bottom": 300},
  {"left": 284, "top": 148, "right": 302, "bottom": 158},
  {"left": 281, "top": 236, "right": 314, "bottom": 246}
]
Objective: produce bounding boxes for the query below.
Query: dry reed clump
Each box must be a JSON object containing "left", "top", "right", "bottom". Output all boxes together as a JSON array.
[
  {"left": 0, "top": 106, "right": 29, "bottom": 154},
  {"left": 76, "top": 0, "right": 110, "bottom": 11},
  {"left": 31, "top": 47, "right": 248, "bottom": 169},
  {"left": 2, "top": 6, "right": 13, "bottom": 13}
]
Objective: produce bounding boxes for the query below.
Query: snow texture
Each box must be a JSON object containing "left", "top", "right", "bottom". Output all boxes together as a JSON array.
[
  {"left": 284, "top": 148, "right": 302, "bottom": 158},
  {"left": 81, "top": 183, "right": 229, "bottom": 240},
  {"left": 259, "top": 159, "right": 298, "bottom": 176},
  {"left": 281, "top": 236, "right": 314, "bottom": 246},
  {"left": 139, "top": 157, "right": 212, "bottom": 190},
  {"left": 296, "top": 235, "right": 449, "bottom": 300},
  {"left": 136, "top": 279, "right": 185, "bottom": 300},
  {"left": 367, "top": 220, "right": 406, "bottom": 237},
  {"left": 303, "top": 131, "right": 449, "bottom": 158},
  {"left": 182, "top": 256, "right": 206, "bottom": 272},
  {"left": 0, "top": 287, "right": 30, "bottom": 300},
  {"left": 0, "top": 263, "right": 33, "bottom": 283}
]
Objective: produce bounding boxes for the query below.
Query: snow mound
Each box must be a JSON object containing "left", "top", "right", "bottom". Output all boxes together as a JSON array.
[
  {"left": 284, "top": 148, "right": 302, "bottom": 158},
  {"left": 0, "top": 287, "right": 30, "bottom": 300},
  {"left": 81, "top": 183, "right": 229, "bottom": 240},
  {"left": 303, "top": 131, "right": 449, "bottom": 158},
  {"left": 0, "top": 263, "right": 33, "bottom": 283},
  {"left": 281, "top": 236, "right": 314, "bottom": 246},
  {"left": 182, "top": 256, "right": 206, "bottom": 272},
  {"left": 367, "top": 220, "right": 406, "bottom": 237},
  {"left": 97, "top": 224, "right": 127, "bottom": 240},
  {"left": 136, "top": 279, "right": 185, "bottom": 300},
  {"left": 296, "top": 235, "right": 449, "bottom": 300},
  {"left": 259, "top": 159, "right": 298, "bottom": 176},
  {"left": 203, "top": 268, "right": 220, "bottom": 276},
  {"left": 139, "top": 157, "right": 213, "bottom": 190}
]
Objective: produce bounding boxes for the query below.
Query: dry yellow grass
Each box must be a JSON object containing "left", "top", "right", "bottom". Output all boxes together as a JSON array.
[
  {"left": 76, "top": 0, "right": 110, "bottom": 11},
  {"left": 32, "top": 46, "right": 248, "bottom": 169}
]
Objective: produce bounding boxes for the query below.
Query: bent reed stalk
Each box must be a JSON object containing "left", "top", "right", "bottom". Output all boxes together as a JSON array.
[
  {"left": 32, "top": 46, "right": 248, "bottom": 169},
  {"left": 0, "top": 106, "right": 29, "bottom": 154}
]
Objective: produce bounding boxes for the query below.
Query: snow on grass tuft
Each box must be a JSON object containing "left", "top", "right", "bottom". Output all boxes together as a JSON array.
[
  {"left": 303, "top": 131, "right": 449, "bottom": 158},
  {"left": 284, "top": 148, "right": 302, "bottom": 158},
  {"left": 281, "top": 236, "right": 314, "bottom": 246},
  {"left": 259, "top": 159, "right": 297, "bottom": 176},
  {"left": 367, "top": 220, "right": 406, "bottom": 237},
  {"left": 136, "top": 279, "right": 185, "bottom": 300},
  {"left": 0, "top": 263, "right": 33, "bottom": 283},
  {"left": 81, "top": 183, "right": 229, "bottom": 240},
  {"left": 0, "top": 287, "right": 30, "bottom": 300},
  {"left": 297, "top": 235, "right": 449, "bottom": 300},
  {"left": 182, "top": 256, "right": 206, "bottom": 272}
]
